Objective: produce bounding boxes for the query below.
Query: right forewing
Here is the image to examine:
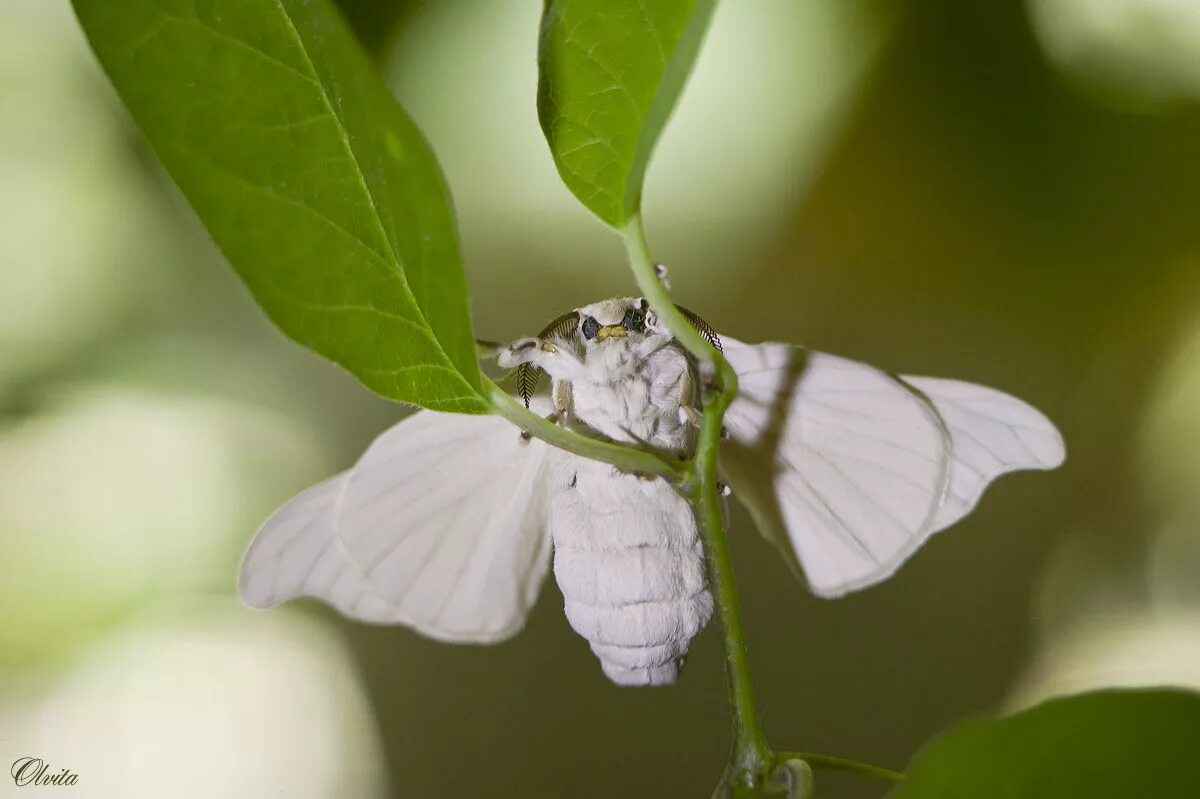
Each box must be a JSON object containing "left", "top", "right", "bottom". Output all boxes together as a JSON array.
[{"left": 239, "top": 399, "right": 558, "bottom": 643}]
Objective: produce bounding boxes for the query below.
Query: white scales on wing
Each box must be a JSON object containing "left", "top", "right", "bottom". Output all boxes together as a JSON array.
[
  {"left": 719, "top": 337, "right": 1065, "bottom": 598},
  {"left": 239, "top": 297, "right": 1065, "bottom": 687},
  {"left": 239, "top": 401, "right": 558, "bottom": 643}
]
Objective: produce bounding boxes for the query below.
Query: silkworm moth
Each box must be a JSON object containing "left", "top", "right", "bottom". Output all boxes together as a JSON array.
[{"left": 240, "top": 297, "right": 1064, "bottom": 686}]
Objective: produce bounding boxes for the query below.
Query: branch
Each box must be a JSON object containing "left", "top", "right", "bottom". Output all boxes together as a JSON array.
[
  {"left": 486, "top": 379, "right": 685, "bottom": 482},
  {"left": 620, "top": 215, "right": 770, "bottom": 780},
  {"left": 621, "top": 216, "right": 725, "bottom": 371}
]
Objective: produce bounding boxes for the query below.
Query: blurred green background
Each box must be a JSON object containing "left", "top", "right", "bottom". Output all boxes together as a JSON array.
[{"left": 2, "top": 1, "right": 1199, "bottom": 797}]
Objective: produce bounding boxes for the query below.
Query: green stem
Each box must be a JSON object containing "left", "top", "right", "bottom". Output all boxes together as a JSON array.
[
  {"left": 486, "top": 379, "right": 684, "bottom": 482},
  {"left": 695, "top": 382, "right": 770, "bottom": 775},
  {"left": 621, "top": 215, "right": 722, "bottom": 363},
  {"left": 777, "top": 753, "right": 905, "bottom": 783},
  {"left": 621, "top": 215, "right": 770, "bottom": 777}
]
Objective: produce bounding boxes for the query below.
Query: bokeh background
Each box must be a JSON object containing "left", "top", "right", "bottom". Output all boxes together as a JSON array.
[{"left": 3, "top": 0, "right": 1200, "bottom": 796}]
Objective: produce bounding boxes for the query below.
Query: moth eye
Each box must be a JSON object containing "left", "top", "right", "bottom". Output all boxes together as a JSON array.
[
  {"left": 581, "top": 316, "right": 601, "bottom": 340},
  {"left": 623, "top": 308, "right": 645, "bottom": 332}
]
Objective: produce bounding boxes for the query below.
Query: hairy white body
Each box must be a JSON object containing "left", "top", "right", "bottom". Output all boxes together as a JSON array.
[
  {"left": 506, "top": 298, "right": 714, "bottom": 685},
  {"left": 549, "top": 331, "right": 712, "bottom": 685}
]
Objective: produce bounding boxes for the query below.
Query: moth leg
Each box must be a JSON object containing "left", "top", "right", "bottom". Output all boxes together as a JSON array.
[
  {"left": 680, "top": 405, "right": 704, "bottom": 429},
  {"left": 516, "top": 377, "right": 575, "bottom": 443},
  {"left": 517, "top": 389, "right": 570, "bottom": 443},
  {"left": 677, "top": 364, "right": 705, "bottom": 429},
  {"left": 519, "top": 408, "right": 561, "bottom": 443},
  {"left": 676, "top": 404, "right": 729, "bottom": 441},
  {"left": 498, "top": 336, "right": 587, "bottom": 382},
  {"left": 496, "top": 337, "right": 541, "bottom": 368},
  {"left": 551, "top": 378, "right": 574, "bottom": 419},
  {"left": 675, "top": 353, "right": 733, "bottom": 438}
]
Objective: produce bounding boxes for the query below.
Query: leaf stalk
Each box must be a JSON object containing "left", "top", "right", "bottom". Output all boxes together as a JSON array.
[{"left": 487, "top": 381, "right": 685, "bottom": 482}]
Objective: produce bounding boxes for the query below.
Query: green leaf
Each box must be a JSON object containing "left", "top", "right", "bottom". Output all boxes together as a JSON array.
[
  {"left": 891, "top": 689, "right": 1200, "bottom": 799},
  {"left": 537, "top": 0, "right": 717, "bottom": 227},
  {"left": 72, "top": 0, "right": 488, "bottom": 413},
  {"left": 334, "top": 0, "right": 413, "bottom": 58}
]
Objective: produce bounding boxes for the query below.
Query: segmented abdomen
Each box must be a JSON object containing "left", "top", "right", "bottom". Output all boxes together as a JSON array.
[{"left": 551, "top": 458, "right": 713, "bottom": 686}]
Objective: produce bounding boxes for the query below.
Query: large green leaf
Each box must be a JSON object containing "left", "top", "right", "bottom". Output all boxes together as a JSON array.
[
  {"left": 335, "top": 0, "right": 413, "bottom": 58},
  {"left": 538, "top": 0, "right": 717, "bottom": 227},
  {"left": 72, "top": 0, "right": 488, "bottom": 413},
  {"left": 891, "top": 689, "right": 1200, "bottom": 799}
]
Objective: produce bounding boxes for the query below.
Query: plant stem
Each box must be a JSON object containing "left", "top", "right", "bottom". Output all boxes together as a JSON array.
[
  {"left": 621, "top": 215, "right": 771, "bottom": 777},
  {"left": 620, "top": 215, "right": 722, "bottom": 363},
  {"left": 486, "top": 379, "right": 684, "bottom": 482},
  {"left": 694, "top": 380, "right": 771, "bottom": 775}
]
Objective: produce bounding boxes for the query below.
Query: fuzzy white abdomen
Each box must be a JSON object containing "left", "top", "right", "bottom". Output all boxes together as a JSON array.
[{"left": 551, "top": 457, "right": 713, "bottom": 686}]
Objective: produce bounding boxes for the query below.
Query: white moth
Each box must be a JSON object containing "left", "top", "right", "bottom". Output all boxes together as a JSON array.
[{"left": 239, "top": 297, "right": 1065, "bottom": 686}]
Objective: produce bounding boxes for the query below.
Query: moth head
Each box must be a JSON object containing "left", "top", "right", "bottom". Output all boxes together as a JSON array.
[
  {"left": 576, "top": 297, "right": 652, "bottom": 346},
  {"left": 514, "top": 298, "right": 720, "bottom": 407}
]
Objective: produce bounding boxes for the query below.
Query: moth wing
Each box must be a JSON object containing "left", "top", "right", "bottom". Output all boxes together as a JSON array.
[
  {"left": 720, "top": 339, "right": 1063, "bottom": 598},
  {"left": 239, "top": 399, "right": 558, "bottom": 643},
  {"left": 901, "top": 375, "right": 1065, "bottom": 529},
  {"left": 239, "top": 471, "right": 351, "bottom": 608}
]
